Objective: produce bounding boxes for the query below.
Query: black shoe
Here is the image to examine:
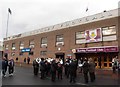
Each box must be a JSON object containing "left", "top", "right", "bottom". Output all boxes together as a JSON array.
[
  {"left": 85, "top": 81, "right": 88, "bottom": 84},
  {"left": 69, "top": 80, "right": 72, "bottom": 83}
]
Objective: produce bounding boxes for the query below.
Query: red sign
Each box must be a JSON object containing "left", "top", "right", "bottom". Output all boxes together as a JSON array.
[
  {"left": 96, "top": 48, "right": 104, "bottom": 52},
  {"left": 77, "top": 48, "right": 86, "bottom": 53},
  {"left": 104, "top": 47, "right": 118, "bottom": 52},
  {"left": 76, "top": 46, "right": 118, "bottom": 53}
]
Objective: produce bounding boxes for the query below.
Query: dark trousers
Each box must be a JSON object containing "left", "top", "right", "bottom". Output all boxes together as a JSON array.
[
  {"left": 51, "top": 71, "right": 56, "bottom": 82},
  {"left": 8, "top": 66, "right": 14, "bottom": 74},
  {"left": 69, "top": 72, "right": 76, "bottom": 83},
  {"left": 2, "top": 68, "right": 7, "bottom": 76},
  {"left": 67, "top": 70, "right": 70, "bottom": 78},
  {"left": 118, "top": 69, "right": 120, "bottom": 74},
  {"left": 113, "top": 66, "right": 116, "bottom": 73},
  {"left": 118, "top": 69, "right": 120, "bottom": 85},
  {"left": 40, "top": 70, "right": 45, "bottom": 79},
  {"left": 89, "top": 72, "right": 95, "bottom": 82},
  {"left": 57, "top": 72, "right": 62, "bottom": 80},
  {"left": 34, "top": 67, "right": 38, "bottom": 75},
  {"left": 83, "top": 72, "right": 88, "bottom": 83}
]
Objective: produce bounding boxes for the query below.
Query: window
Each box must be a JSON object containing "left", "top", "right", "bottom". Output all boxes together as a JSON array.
[
  {"left": 29, "top": 39, "right": 34, "bottom": 48},
  {"left": 56, "top": 35, "right": 64, "bottom": 42},
  {"left": 19, "top": 52, "right": 23, "bottom": 56},
  {"left": 102, "top": 26, "right": 116, "bottom": 36},
  {"left": 12, "top": 43, "right": 15, "bottom": 50},
  {"left": 5, "top": 44, "right": 9, "bottom": 50},
  {"left": 102, "top": 26, "right": 116, "bottom": 41},
  {"left": 29, "top": 51, "right": 34, "bottom": 55},
  {"left": 75, "top": 31, "right": 86, "bottom": 44},
  {"left": 11, "top": 52, "right": 15, "bottom": 56},
  {"left": 76, "top": 31, "right": 85, "bottom": 39},
  {"left": 56, "top": 35, "right": 64, "bottom": 46},
  {"left": 41, "top": 37, "right": 47, "bottom": 47},
  {"left": 19, "top": 41, "right": 24, "bottom": 49},
  {"left": 40, "top": 51, "right": 47, "bottom": 56}
]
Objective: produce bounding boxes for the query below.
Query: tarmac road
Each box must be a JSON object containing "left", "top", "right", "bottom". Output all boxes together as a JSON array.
[{"left": 2, "top": 66, "right": 119, "bottom": 86}]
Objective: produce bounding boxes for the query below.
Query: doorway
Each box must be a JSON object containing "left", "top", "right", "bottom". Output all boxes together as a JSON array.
[{"left": 55, "top": 53, "right": 65, "bottom": 64}]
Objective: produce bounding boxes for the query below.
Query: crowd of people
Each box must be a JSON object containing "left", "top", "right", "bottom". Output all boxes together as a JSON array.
[
  {"left": 32, "top": 57, "right": 96, "bottom": 83},
  {"left": 2, "top": 56, "right": 120, "bottom": 84},
  {"left": 2, "top": 57, "right": 15, "bottom": 77}
]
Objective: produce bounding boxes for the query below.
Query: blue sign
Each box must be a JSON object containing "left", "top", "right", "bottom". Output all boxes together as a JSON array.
[{"left": 21, "top": 48, "right": 31, "bottom": 52}]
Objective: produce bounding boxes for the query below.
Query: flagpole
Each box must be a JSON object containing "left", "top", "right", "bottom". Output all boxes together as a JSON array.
[{"left": 6, "top": 9, "right": 10, "bottom": 38}]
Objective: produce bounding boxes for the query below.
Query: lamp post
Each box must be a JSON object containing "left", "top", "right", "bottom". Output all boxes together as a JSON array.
[{"left": 6, "top": 8, "right": 12, "bottom": 38}]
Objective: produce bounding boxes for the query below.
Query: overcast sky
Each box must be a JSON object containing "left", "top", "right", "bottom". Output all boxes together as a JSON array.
[{"left": 0, "top": 0, "right": 120, "bottom": 41}]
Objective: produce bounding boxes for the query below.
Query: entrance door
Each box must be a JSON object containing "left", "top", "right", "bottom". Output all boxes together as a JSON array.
[
  {"left": 55, "top": 53, "right": 65, "bottom": 64},
  {"left": 102, "top": 52, "right": 118, "bottom": 69},
  {"left": 75, "top": 53, "right": 99, "bottom": 68}
]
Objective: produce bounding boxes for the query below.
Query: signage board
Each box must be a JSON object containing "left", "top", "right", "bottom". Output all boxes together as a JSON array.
[
  {"left": 21, "top": 48, "right": 31, "bottom": 52},
  {"left": 85, "top": 28, "right": 102, "bottom": 43},
  {"left": 76, "top": 46, "right": 118, "bottom": 53}
]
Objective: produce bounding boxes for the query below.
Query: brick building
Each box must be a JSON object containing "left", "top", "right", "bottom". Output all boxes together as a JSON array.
[{"left": 3, "top": 8, "right": 120, "bottom": 69}]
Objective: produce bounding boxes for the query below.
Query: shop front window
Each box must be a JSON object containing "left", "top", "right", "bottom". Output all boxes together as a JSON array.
[
  {"left": 104, "top": 57, "right": 107, "bottom": 62},
  {"left": 104, "top": 63, "right": 107, "bottom": 67},
  {"left": 109, "top": 63, "right": 112, "bottom": 67}
]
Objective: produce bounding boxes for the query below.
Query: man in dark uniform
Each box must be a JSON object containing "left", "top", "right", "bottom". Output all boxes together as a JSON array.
[
  {"left": 57, "top": 62, "right": 63, "bottom": 80},
  {"left": 40, "top": 58, "right": 45, "bottom": 79},
  {"left": 64, "top": 58, "right": 70, "bottom": 78},
  {"left": 82, "top": 59, "right": 89, "bottom": 83},
  {"left": 69, "top": 59, "right": 77, "bottom": 83},
  {"left": 51, "top": 59, "right": 57, "bottom": 82},
  {"left": 33, "top": 59, "right": 39, "bottom": 75}
]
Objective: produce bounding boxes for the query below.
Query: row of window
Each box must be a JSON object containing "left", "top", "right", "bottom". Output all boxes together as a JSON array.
[
  {"left": 5, "top": 34, "right": 64, "bottom": 50},
  {"left": 5, "top": 25, "right": 116, "bottom": 50}
]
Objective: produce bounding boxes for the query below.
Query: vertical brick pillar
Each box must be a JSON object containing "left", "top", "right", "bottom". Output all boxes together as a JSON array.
[{"left": 118, "top": 7, "right": 120, "bottom": 60}]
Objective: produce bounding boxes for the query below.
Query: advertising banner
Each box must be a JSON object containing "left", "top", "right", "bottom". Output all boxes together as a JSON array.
[
  {"left": 76, "top": 46, "right": 118, "bottom": 53},
  {"left": 85, "top": 28, "right": 102, "bottom": 43}
]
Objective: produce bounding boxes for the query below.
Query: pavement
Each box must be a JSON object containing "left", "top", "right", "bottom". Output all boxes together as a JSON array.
[{"left": 1, "top": 65, "right": 120, "bottom": 86}]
